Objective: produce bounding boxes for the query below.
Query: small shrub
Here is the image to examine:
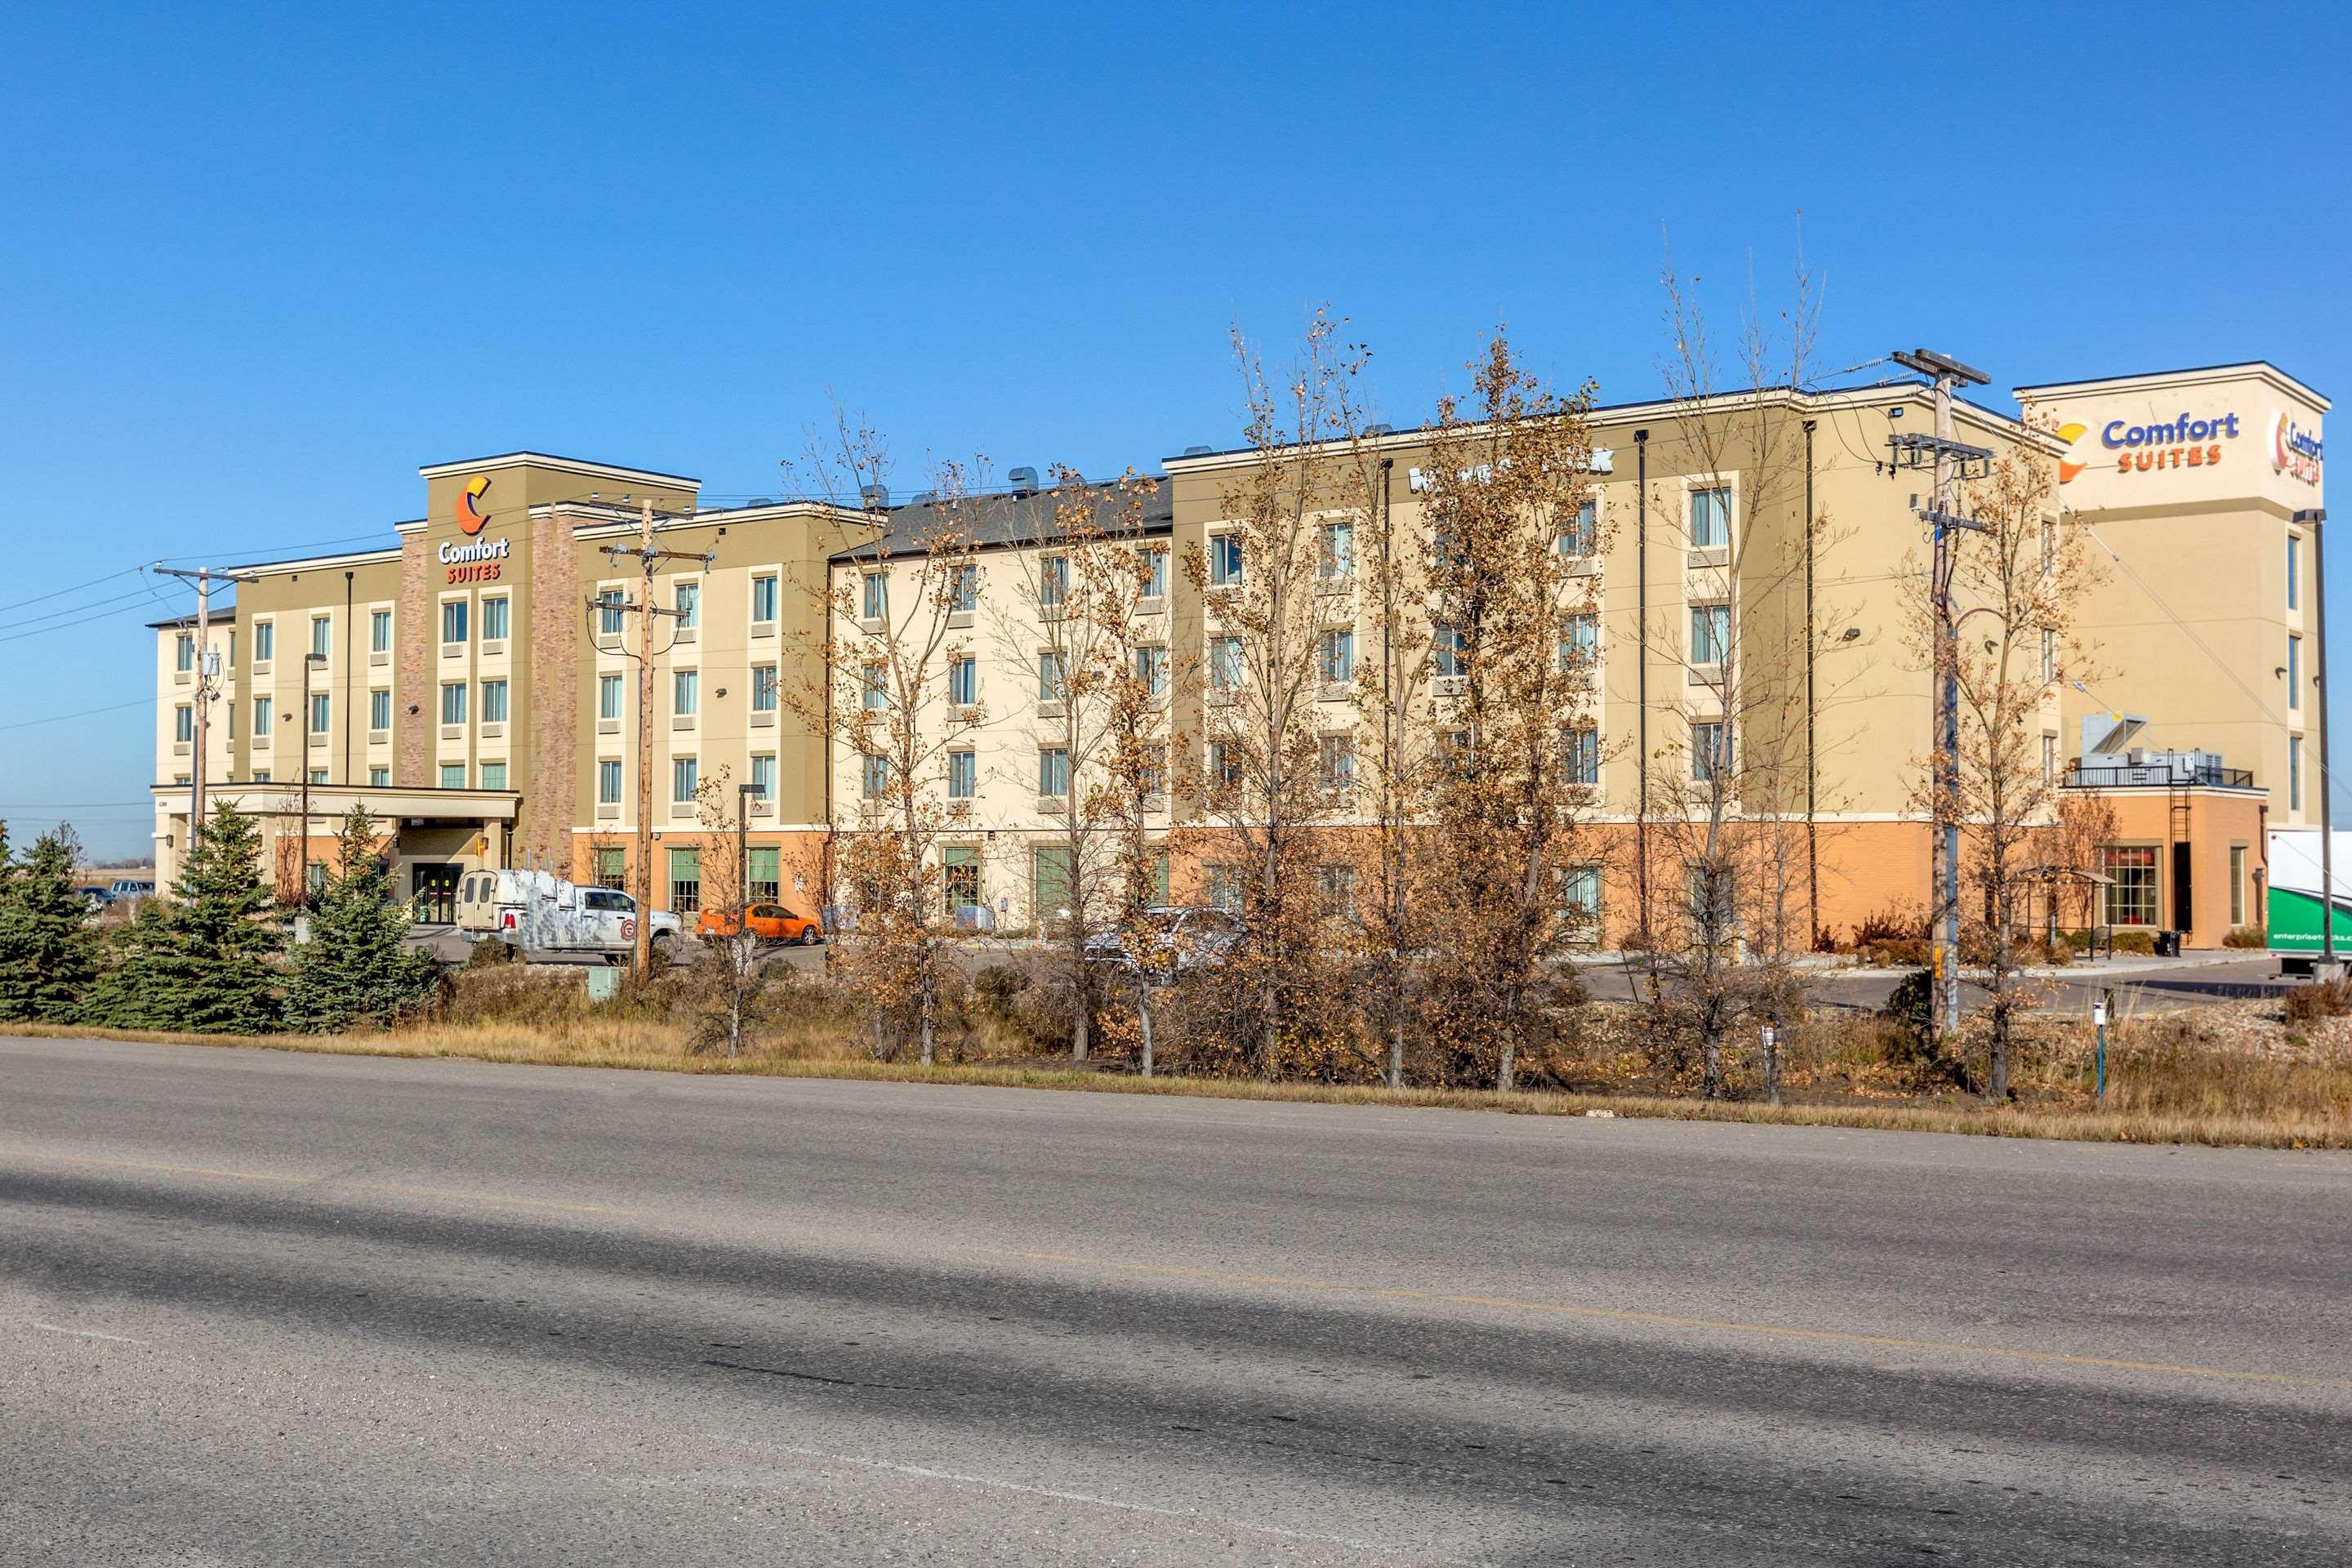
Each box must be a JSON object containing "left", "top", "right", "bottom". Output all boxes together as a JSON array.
[
  {"left": 465, "top": 936, "right": 520, "bottom": 969},
  {"left": 2111, "top": 929, "right": 2157, "bottom": 956},
  {"left": 2224, "top": 925, "right": 2269, "bottom": 949},
  {"left": 969, "top": 964, "right": 1031, "bottom": 1026},
  {"left": 1852, "top": 902, "right": 1927, "bottom": 948},
  {"left": 2283, "top": 978, "right": 2352, "bottom": 1026}
]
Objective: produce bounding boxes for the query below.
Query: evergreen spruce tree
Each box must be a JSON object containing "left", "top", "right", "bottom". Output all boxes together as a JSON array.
[
  {"left": 283, "top": 805, "right": 440, "bottom": 1032},
  {"left": 82, "top": 801, "right": 283, "bottom": 1033},
  {"left": 0, "top": 826, "right": 99, "bottom": 1022},
  {"left": 82, "top": 898, "right": 185, "bottom": 1030}
]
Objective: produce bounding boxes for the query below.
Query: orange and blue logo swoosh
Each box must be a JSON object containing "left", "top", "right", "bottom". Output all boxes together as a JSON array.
[
  {"left": 456, "top": 474, "right": 492, "bottom": 535},
  {"left": 2054, "top": 423, "right": 2089, "bottom": 483}
]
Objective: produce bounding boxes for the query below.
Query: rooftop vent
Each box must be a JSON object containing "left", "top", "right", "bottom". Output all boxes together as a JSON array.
[
  {"left": 859, "top": 483, "right": 889, "bottom": 509},
  {"left": 746, "top": 497, "right": 775, "bottom": 508},
  {"left": 1182, "top": 445, "right": 1214, "bottom": 457},
  {"left": 911, "top": 489, "right": 938, "bottom": 505},
  {"left": 1365, "top": 423, "right": 1394, "bottom": 436},
  {"left": 1007, "top": 466, "right": 1040, "bottom": 495}
]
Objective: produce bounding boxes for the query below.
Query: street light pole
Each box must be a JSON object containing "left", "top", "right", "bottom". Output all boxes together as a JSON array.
[
  {"left": 2296, "top": 507, "right": 2332, "bottom": 969},
  {"left": 738, "top": 781, "right": 758, "bottom": 924},
  {"left": 300, "top": 652, "right": 327, "bottom": 906}
]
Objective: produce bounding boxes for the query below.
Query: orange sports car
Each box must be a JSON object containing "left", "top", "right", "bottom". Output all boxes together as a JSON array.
[{"left": 695, "top": 902, "right": 825, "bottom": 946}]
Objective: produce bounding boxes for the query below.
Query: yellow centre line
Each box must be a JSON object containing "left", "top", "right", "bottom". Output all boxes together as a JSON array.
[{"left": 964, "top": 1246, "right": 2352, "bottom": 1396}]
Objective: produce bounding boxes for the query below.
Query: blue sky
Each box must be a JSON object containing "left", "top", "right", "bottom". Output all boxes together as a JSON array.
[{"left": 3, "top": 1, "right": 2346, "bottom": 857}]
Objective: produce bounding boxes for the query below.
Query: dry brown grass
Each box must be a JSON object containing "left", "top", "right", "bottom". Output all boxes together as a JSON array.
[{"left": 12, "top": 1004, "right": 2350, "bottom": 1150}]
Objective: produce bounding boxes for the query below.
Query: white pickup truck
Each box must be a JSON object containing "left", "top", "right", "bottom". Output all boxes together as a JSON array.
[{"left": 455, "top": 869, "right": 681, "bottom": 960}]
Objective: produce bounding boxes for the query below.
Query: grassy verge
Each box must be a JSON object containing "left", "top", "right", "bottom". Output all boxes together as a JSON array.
[{"left": 11, "top": 1018, "right": 2349, "bottom": 1152}]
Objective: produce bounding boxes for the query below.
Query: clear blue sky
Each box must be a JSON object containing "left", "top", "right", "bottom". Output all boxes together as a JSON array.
[{"left": 3, "top": 1, "right": 2346, "bottom": 858}]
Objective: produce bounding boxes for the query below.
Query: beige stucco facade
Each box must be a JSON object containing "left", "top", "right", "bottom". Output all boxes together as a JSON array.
[{"left": 147, "top": 361, "right": 2323, "bottom": 947}]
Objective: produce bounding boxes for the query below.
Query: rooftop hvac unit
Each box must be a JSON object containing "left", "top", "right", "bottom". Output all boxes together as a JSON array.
[
  {"left": 1182, "top": 445, "right": 1214, "bottom": 457},
  {"left": 858, "top": 483, "right": 889, "bottom": 508},
  {"left": 1007, "top": 466, "right": 1040, "bottom": 495}
]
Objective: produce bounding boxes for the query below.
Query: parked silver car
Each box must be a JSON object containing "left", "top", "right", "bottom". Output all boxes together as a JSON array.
[{"left": 1082, "top": 906, "right": 1244, "bottom": 974}]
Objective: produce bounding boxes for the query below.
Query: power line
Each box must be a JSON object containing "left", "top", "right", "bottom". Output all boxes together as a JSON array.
[
  {"left": 0, "top": 697, "right": 154, "bottom": 733},
  {"left": 0, "top": 567, "right": 149, "bottom": 617}
]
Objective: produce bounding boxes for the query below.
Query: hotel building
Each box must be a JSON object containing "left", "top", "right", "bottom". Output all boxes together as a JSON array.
[{"left": 149, "top": 361, "right": 2325, "bottom": 947}]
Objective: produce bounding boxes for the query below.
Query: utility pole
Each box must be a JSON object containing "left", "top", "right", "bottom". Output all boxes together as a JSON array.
[
  {"left": 595, "top": 498, "right": 711, "bottom": 981},
  {"left": 152, "top": 564, "right": 258, "bottom": 849},
  {"left": 1890, "top": 350, "right": 1992, "bottom": 1043}
]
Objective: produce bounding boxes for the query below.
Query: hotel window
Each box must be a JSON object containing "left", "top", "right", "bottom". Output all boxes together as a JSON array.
[
  {"left": 174, "top": 705, "right": 194, "bottom": 743},
  {"left": 175, "top": 633, "right": 194, "bottom": 672},
  {"left": 951, "top": 564, "right": 978, "bottom": 615},
  {"left": 1034, "top": 845, "right": 1074, "bottom": 919},
  {"left": 252, "top": 770, "right": 270, "bottom": 783},
  {"left": 310, "top": 693, "right": 331, "bottom": 734},
  {"left": 674, "top": 669, "right": 698, "bottom": 717},
  {"left": 225, "top": 629, "right": 235, "bottom": 667},
  {"left": 1140, "top": 745, "right": 1167, "bottom": 798},
  {"left": 1691, "top": 719, "right": 1729, "bottom": 782},
  {"left": 2288, "top": 635, "right": 2302, "bottom": 710},
  {"left": 1206, "top": 863, "right": 1241, "bottom": 913},
  {"left": 1139, "top": 546, "right": 1169, "bottom": 600},
  {"left": 1690, "top": 604, "right": 1730, "bottom": 666},
  {"left": 672, "top": 580, "right": 698, "bottom": 630},
  {"left": 597, "top": 759, "right": 623, "bottom": 805},
  {"left": 226, "top": 702, "right": 235, "bottom": 740},
  {"left": 1209, "top": 741, "right": 1239, "bottom": 791},
  {"left": 1562, "top": 866, "right": 1601, "bottom": 935},
  {"left": 1561, "top": 612, "right": 1598, "bottom": 670},
  {"left": 252, "top": 697, "right": 272, "bottom": 737},
  {"left": 948, "top": 655, "right": 978, "bottom": 706},
  {"left": 1318, "top": 864, "right": 1357, "bottom": 918},
  {"left": 861, "top": 753, "right": 888, "bottom": 800},
  {"left": 859, "top": 662, "right": 886, "bottom": 710},
  {"left": 598, "top": 588, "right": 626, "bottom": 636},
  {"left": 368, "top": 767, "right": 389, "bottom": 787},
  {"left": 1039, "top": 746, "right": 1071, "bottom": 798},
  {"left": 371, "top": 609, "right": 393, "bottom": 653},
  {"left": 594, "top": 848, "right": 626, "bottom": 889},
  {"left": 2042, "top": 734, "right": 2058, "bottom": 786},
  {"left": 751, "top": 574, "right": 778, "bottom": 624},
  {"left": 2100, "top": 845, "right": 2158, "bottom": 927},
  {"left": 1038, "top": 555, "right": 1068, "bottom": 612},
  {"left": 2291, "top": 735, "right": 2304, "bottom": 812},
  {"left": 310, "top": 616, "right": 331, "bottom": 659},
  {"left": 670, "top": 846, "right": 701, "bottom": 915},
  {"left": 440, "top": 682, "right": 468, "bottom": 725},
  {"left": 1432, "top": 624, "right": 1465, "bottom": 679},
  {"left": 599, "top": 673, "right": 624, "bottom": 721},
  {"left": 1319, "top": 733, "right": 1355, "bottom": 793},
  {"left": 672, "top": 755, "right": 698, "bottom": 804},
  {"left": 1318, "top": 628, "right": 1354, "bottom": 685},
  {"left": 2041, "top": 629, "right": 2056, "bottom": 684},
  {"left": 1209, "top": 533, "right": 1244, "bottom": 587},
  {"left": 310, "top": 768, "right": 328, "bottom": 786},
  {"left": 440, "top": 763, "right": 466, "bottom": 789},
  {"left": 948, "top": 750, "right": 977, "bottom": 800},
  {"left": 441, "top": 600, "right": 467, "bottom": 645},
  {"left": 861, "top": 571, "right": 889, "bottom": 621},
  {"left": 2288, "top": 533, "right": 2301, "bottom": 611},
  {"left": 254, "top": 621, "right": 274, "bottom": 664},
  {"left": 1564, "top": 726, "right": 1600, "bottom": 786},
  {"left": 2230, "top": 845, "right": 2248, "bottom": 925},
  {"left": 1211, "top": 635, "right": 1245, "bottom": 691},
  {"left": 1689, "top": 486, "right": 1731, "bottom": 549},
  {"left": 1559, "top": 499, "right": 1597, "bottom": 559},
  {"left": 482, "top": 679, "right": 509, "bottom": 724},
  {"left": 1318, "top": 519, "right": 1354, "bottom": 580},
  {"left": 2040, "top": 517, "right": 2056, "bottom": 577},
  {"left": 1038, "top": 651, "right": 1065, "bottom": 703},
  {"left": 751, "top": 664, "right": 779, "bottom": 713},
  {"left": 1138, "top": 644, "right": 1171, "bottom": 697},
  {"left": 479, "top": 761, "right": 507, "bottom": 791},
  {"left": 482, "top": 596, "right": 509, "bottom": 642},
  {"left": 750, "top": 753, "right": 776, "bottom": 805},
  {"left": 748, "top": 845, "right": 781, "bottom": 903},
  {"left": 943, "top": 847, "right": 980, "bottom": 915}
]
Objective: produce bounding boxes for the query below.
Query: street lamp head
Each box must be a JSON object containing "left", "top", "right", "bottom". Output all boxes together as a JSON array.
[
  {"left": 2293, "top": 508, "right": 2326, "bottom": 525},
  {"left": 305, "top": 653, "right": 328, "bottom": 668}
]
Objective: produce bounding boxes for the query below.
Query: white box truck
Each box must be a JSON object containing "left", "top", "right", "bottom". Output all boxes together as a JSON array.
[{"left": 455, "top": 868, "right": 681, "bottom": 962}]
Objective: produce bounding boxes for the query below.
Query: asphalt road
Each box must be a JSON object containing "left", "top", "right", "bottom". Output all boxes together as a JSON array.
[{"left": 4, "top": 1037, "right": 2349, "bottom": 1566}]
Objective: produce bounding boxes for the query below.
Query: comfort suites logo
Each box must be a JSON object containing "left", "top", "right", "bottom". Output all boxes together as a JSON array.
[
  {"left": 455, "top": 474, "right": 492, "bottom": 535},
  {"left": 2054, "top": 423, "right": 2091, "bottom": 484},
  {"left": 2272, "top": 412, "right": 2323, "bottom": 485}
]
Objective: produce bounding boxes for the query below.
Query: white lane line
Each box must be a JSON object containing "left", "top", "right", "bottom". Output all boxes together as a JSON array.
[
  {"left": 699, "top": 1436, "right": 1399, "bottom": 1552},
  {"left": 31, "top": 1321, "right": 146, "bottom": 1345}
]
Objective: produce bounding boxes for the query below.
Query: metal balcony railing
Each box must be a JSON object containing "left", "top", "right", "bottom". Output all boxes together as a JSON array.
[{"left": 2065, "top": 761, "right": 2256, "bottom": 790}]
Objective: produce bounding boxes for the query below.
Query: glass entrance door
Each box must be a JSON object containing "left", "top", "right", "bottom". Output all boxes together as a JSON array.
[{"left": 411, "top": 863, "right": 461, "bottom": 924}]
